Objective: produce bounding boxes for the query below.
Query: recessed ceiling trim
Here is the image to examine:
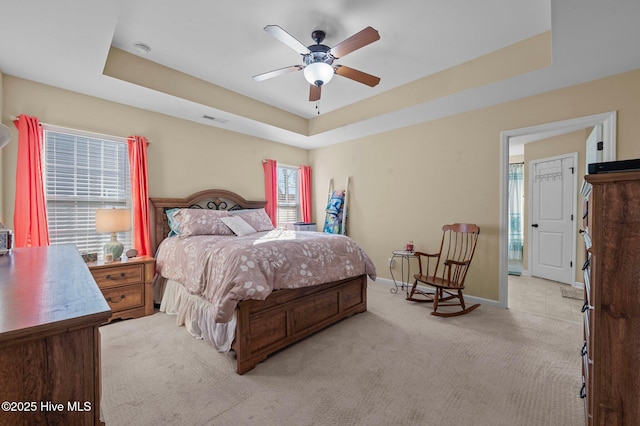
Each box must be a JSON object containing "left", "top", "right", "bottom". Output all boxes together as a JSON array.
[{"left": 103, "top": 47, "right": 308, "bottom": 136}]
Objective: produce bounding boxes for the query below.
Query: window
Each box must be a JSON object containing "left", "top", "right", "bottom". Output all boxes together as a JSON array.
[
  {"left": 43, "top": 127, "right": 132, "bottom": 254},
  {"left": 276, "top": 165, "right": 299, "bottom": 228}
]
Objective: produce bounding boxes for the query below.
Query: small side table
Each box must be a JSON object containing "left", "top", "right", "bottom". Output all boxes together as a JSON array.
[
  {"left": 390, "top": 250, "right": 417, "bottom": 297},
  {"left": 87, "top": 255, "right": 155, "bottom": 323}
]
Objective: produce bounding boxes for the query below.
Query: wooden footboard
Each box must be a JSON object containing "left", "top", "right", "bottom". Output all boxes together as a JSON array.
[{"left": 232, "top": 274, "right": 368, "bottom": 374}]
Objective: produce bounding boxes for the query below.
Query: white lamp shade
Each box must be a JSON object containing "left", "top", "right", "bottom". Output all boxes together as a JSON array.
[
  {"left": 96, "top": 208, "right": 131, "bottom": 233},
  {"left": 304, "top": 62, "right": 334, "bottom": 86}
]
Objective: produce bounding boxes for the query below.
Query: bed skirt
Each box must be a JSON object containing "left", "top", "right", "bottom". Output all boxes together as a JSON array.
[
  {"left": 154, "top": 273, "right": 368, "bottom": 374},
  {"left": 157, "top": 277, "right": 236, "bottom": 352}
]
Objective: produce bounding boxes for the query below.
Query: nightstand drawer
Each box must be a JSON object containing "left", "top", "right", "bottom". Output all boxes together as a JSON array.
[
  {"left": 102, "top": 284, "right": 144, "bottom": 312},
  {"left": 87, "top": 255, "right": 155, "bottom": 322},
  {"left": 91, "top": 264, "right": 144, "bottom": 289}
]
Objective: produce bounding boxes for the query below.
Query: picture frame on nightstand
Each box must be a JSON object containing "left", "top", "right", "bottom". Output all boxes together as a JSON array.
[{"left": 0, "top": 228, "right": 13, "bottom": 255}]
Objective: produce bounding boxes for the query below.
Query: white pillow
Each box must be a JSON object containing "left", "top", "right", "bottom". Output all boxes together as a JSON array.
[
  {"left": 236, "top": 208, "right": 275, "bottom": 232},
  {"left": 220, "top": 216, "right": 257, "bottom": 236}
]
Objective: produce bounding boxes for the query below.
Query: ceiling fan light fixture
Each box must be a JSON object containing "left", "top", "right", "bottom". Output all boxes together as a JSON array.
[{"left": 304, "top": 62, "right": 334, "bottom": 87}]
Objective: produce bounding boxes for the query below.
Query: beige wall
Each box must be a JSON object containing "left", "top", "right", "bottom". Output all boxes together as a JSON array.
[
  {"left": 3, "top": 69, "right": 640, "bottom": 302},
  {"left": 522, "top": 129, "right": 588, "bottom": 283},
  {"left": 310, "top": 69, "right": 640, "bottom": 301},
  {"left": 1, "top": 76, "right": 309, "bottom": 230}
]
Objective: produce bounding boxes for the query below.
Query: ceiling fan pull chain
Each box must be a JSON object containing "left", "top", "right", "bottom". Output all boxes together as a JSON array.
[{"left": 316, "top": 100, "right": 321, "bottom": 115}]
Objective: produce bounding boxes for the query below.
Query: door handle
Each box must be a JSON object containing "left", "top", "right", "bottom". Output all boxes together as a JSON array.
[{"left": 531, "top": 224, "right": 539, "bottom": 228}]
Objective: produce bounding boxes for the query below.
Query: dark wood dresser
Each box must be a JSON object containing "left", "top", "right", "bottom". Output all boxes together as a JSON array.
[
  {"left": 581, "top": 171, "right": 640, "bottom": 425},
  {"left": 0, "top": 244, "right": 111, "bottom": 425}
]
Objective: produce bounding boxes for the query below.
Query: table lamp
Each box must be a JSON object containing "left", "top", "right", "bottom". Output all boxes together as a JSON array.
[
  {"left": 96, "top": 208, "right": 131, "bottom": 261},
  {"left": 0, "top": 124, "right": 11, "bottom": 149}
]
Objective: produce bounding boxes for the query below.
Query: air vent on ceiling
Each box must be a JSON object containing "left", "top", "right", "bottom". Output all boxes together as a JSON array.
[
  {"left": 133, "top": 42, "right": 151, "bottom": 55},
  {"left": 202, "top": 115, "right": 229, "bottom": 124}
]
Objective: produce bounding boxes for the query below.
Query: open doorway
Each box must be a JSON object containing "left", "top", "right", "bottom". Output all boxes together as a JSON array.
[{"left": 498, "top": 111, "right": 617, "bottom": 309}]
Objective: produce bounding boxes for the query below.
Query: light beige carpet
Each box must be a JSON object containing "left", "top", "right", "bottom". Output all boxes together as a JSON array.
[{"left": 100, "top": 282, "right": 584, "bottom": 426}]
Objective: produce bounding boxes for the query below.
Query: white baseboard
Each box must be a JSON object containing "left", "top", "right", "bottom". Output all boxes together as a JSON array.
[{"left": 373, "top": 278, "right": 502, "bottom": 309}]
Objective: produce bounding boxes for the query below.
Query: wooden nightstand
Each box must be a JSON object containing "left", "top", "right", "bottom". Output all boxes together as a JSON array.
[{"left": 88, "top": 255, "right": 155, "bottom": 322}]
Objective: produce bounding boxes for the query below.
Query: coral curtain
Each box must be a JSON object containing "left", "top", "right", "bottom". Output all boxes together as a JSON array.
[
  {"left": 127, "top": 136, "right": 152, "bottom": 256},
  {"left": 262, "top": 159, "right": 278, "bottom": 226},
  {"left": 13, "top": 114, "right": 49, "bottom": 247},
  {"left": 299, "top": 165, "right": 312, "bottom": 223}
]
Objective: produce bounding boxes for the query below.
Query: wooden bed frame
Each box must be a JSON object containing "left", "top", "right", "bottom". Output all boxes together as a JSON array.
[{"left": 150, "top": 189, "right": 368, "bottom": 374}]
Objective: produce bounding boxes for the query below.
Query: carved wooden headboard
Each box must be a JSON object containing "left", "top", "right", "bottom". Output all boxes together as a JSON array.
[{"left": 149, "top": 189, "right": 266, "bottom": 253}]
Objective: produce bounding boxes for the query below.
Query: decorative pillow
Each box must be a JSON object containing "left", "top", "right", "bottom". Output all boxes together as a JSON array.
[
  {"left": 172, "top": 209, "right": 234, "bottom": 236},
  {"left": 166, "top": 208, "right": 182, "bottom": 236},
  {"left": 233, "top": 208, "right": 275, "bottom": 232},
  {"left": 220, "top": 216, "right": 257, "bottom": 237}
]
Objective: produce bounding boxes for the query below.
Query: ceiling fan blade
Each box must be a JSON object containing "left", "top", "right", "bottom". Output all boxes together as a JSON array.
[
  {"left": 252, "top": 65, "right": 303, "bottom": 82},
  {"left": 334, "top": 65, "right": 380, "bottom": 87},
  {"left": 264, "top": 25, "right": 309, "bottom": 55},
  {"left": 330, "top": 26, "right": 380, "bottom": 59},
  {"left": 309, "top": 84, "right": 321, "bottom": 101}
]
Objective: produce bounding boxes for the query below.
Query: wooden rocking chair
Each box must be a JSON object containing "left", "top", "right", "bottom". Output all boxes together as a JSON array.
[{"left": 407, "top": 223, "right": 480, "bottom": 317}]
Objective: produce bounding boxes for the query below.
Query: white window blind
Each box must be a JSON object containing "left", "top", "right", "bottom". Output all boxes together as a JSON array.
[
  {"left": 44, "top": 128, "right": 132, "bottom": 254},
  {"left": 277, "top": 165, "right": 300, "bottom": 228}
]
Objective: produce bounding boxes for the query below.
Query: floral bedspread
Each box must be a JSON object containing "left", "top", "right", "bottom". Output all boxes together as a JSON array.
[{"left": 155, "top": 230, "right": 376, "bottom": 323}]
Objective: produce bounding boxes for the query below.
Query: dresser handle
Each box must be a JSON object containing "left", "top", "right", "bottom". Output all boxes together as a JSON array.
[
  {"left": 105, "top": 272, "right": 126, "bottom": 280},
  {"left": 579, "top": 383, "right": 587, "bottom": 399},
  {"left": 581, "top": 341, "right": 588, "bottom": 357},
  {"left": 106, "top": 294, "right": 126, "bottom": 303},
  {"left": 582, "top": 258, "right": 590, "bottom": 270}
]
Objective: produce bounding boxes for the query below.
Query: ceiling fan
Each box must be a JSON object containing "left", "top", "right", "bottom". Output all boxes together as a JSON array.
[{"left": 252, "top": 25, "right": 381, "bottom": 102}]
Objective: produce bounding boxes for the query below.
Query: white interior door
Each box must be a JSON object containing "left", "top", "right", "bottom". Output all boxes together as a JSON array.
[{"left": 530, "top": 154, "right": 577, "bottom": 284}]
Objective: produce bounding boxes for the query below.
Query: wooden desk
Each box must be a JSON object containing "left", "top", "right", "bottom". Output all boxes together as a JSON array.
[{"left": 0, "top": 244, "right": 111, "bottom": 425}]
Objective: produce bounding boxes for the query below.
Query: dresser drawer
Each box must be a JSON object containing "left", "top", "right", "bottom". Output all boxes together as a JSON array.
[
  {"left": 101, "top": 284, "right": 144, "bottom": 312},
  {"left": 91, "top": 263, "right": 144, "bottom": 289}
]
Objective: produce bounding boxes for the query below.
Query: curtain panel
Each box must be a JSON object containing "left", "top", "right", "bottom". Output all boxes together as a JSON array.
[
  {"left": 262, "top": 159, "right": 278, "bottom": 226},
  {"left": 128, "top": 136, "right": 152, "bottom": 256},
  {"left": 299, "top": 165, "right": 312, "bottom": 223},
  {"left": 508, "top": 163, "right": 524, "bottom": 261},
  {"left": 13, "top": 114, "right": 50, "bottom": 247}
]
